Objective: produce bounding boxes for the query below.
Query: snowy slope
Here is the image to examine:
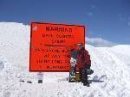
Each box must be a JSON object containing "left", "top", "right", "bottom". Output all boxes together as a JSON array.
[{"left": 0, "top": 22, "right": 130, "bottom": 97}]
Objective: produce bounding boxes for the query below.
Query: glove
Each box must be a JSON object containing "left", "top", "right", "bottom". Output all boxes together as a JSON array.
[{"left": 86, "top": 69, "right": 94, "bottom": 75}]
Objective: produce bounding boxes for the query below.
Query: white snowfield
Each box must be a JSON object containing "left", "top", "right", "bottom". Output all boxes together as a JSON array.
[{"left": 0, "top": 22, "right": 130, "bottom": 97}]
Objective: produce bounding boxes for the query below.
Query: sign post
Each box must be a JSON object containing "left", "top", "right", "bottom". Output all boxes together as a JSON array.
[{"left": 29, "top": 22, "right": 85, "bottom": 72}]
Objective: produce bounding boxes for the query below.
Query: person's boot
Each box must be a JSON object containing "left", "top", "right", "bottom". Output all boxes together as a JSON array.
[
  {"left": 86, "top": 83, "right": 90, "bottom": 87},
  {"left": 83, "top": 82, "right": 90, "bottom": 87}
]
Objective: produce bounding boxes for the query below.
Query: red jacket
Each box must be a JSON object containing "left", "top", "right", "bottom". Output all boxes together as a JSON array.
[{"left": 77, "top": 47, "right": 91, "bottom": 70}]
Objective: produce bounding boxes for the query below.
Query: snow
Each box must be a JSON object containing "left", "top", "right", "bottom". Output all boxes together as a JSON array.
[{"left": 0, "top": 22, "right": 130, "bottom": 97}]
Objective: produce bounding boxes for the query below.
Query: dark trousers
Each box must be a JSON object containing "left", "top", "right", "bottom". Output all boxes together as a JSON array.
[{"left": 80, "top": 68, "right": 89, "bottom": 84}]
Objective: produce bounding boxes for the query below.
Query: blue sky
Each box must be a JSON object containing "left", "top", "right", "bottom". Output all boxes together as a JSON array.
[{"left": 0, "top": 0, "right": 130, "bottom": 44}]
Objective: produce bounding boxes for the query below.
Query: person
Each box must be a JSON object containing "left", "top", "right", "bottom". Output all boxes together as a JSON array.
[{"left": 70, "top": 43, "right": 92, "bottom": 86}]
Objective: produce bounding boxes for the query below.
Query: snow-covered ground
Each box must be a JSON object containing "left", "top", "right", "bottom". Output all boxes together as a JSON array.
[{"left": 0, "top": 22, "right": 130, "bottom": 97}]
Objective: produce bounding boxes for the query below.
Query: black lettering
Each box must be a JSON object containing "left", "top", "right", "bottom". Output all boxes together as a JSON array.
[{"left": 46, "top": 26, "right": 72, "bottom": 32}]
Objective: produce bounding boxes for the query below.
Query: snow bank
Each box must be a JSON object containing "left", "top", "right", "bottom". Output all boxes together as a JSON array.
[
  {"left": 0, "top": 22, "right": 130, "bottom": 97},
  {"left": 0, "top": 22, "right": 30, "bottom": 68}
]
